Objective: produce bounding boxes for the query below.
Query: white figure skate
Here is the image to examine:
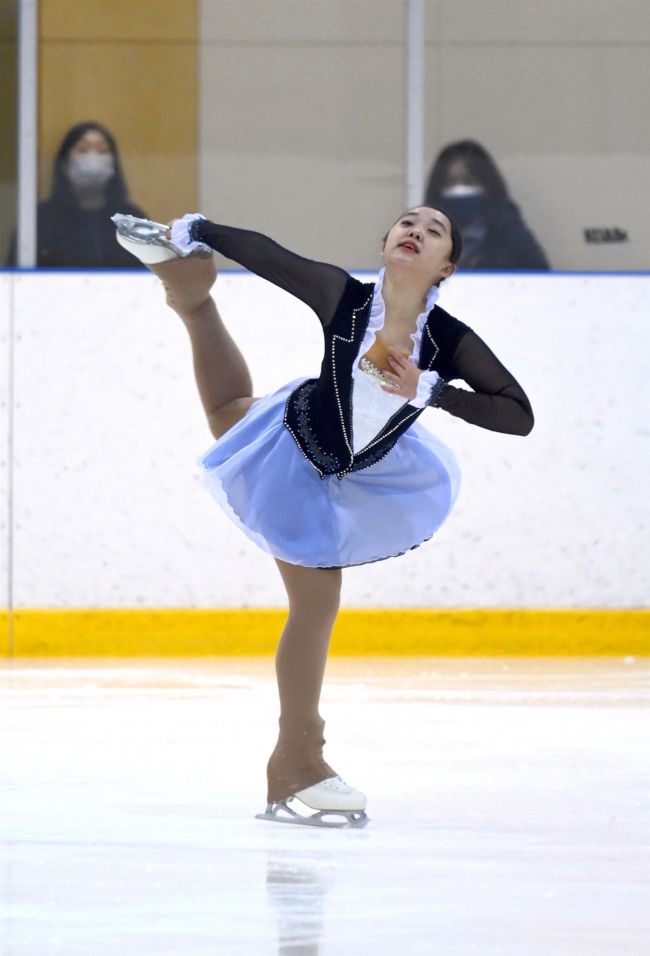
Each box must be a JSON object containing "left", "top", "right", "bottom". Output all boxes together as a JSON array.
[
  {"left": 256, "top": 776, "right": 369, "bottom": 829},
  {"left": 111, "top": 213, "right": 213, "bottom": 264}
]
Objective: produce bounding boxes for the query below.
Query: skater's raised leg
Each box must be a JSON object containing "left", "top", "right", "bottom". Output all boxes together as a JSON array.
[{"left": 149, "top": 256, "right": 256, "bottom": 438}]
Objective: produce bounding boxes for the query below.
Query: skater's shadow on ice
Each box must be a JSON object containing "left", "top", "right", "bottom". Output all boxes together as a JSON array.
[{"left": 266, "top": 854, "right": 335, "bottom": 955}]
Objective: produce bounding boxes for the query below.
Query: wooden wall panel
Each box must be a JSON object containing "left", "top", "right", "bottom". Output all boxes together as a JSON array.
[
  {"left": 40, "top": 0, "right": 197, "bottom": 40},
  {"left": 38, "top": 0, "right": 198, "bottom": 223}
]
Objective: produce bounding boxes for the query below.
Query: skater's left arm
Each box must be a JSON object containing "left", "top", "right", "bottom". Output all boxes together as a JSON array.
[
  {"left": 431, "top": 331, "right": 534, "bottom": 436},
  {"left": 177, "top": 218, "right": 349, "bottom": 327}
]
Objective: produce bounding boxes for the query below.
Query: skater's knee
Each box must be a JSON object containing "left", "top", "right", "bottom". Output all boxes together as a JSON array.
[
  {"left": 207, "top": 397, "right": 258, "bottom": 438},
  {"left": 278, "top": 563, "right": 342, "bottom": 622}
]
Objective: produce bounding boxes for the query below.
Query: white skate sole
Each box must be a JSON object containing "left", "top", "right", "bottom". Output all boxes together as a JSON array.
[
  {"left": 256, "top": 775, "right": 369, "bottom": 829},
  {"left": 111, "top": 213, "right": 213, "bottom": 264}
]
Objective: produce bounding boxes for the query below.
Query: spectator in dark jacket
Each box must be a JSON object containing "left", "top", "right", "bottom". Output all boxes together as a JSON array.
[
  {"left": 7, "top": 121, "right": 146, "bottom": 268},
  {"left": 424, "top": 140, "right": 550, "bottom": 270}
]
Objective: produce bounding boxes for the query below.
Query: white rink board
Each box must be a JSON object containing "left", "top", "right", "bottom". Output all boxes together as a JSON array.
[
  {"left": 0, "top": 276, "right": 11, "bottom": 612},
  {"left": 2, "top": 270, "right": 649, "bottom": 608}
]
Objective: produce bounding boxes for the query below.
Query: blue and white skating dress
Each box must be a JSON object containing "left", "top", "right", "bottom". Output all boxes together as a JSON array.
[{"left": 190, "top": 222, "right": 534, "bottom": 569}]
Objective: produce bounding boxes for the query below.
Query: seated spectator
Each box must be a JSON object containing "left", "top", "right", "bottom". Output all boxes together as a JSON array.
[
  {"left": 424, "top": 140, "right": 550, "bottom": 270},
  {"left": 7, "top": 121, "right": 146, "bottom": 268}
]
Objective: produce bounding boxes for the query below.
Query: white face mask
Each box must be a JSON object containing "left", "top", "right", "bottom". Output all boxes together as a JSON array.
[
  {"left": 67, "top": 152, "right": 115, "bottom": 189},
  {"left": 441, "top": 183, "right": 484, "bottom": 198}
]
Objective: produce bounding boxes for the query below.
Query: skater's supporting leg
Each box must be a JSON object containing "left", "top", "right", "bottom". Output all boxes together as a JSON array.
[
  {"left": 150, "top": 257, "right": 256, "bottom": 438},
  {"left": 267, "top": 560, "right": 342, "bottom": 803}
]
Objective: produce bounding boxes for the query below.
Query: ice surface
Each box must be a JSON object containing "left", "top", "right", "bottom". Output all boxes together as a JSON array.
[{"left": 1, "top": 657, "right": 649, "bottom": 955}]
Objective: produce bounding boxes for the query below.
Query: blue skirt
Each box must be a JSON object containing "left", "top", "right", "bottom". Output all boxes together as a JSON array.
[{"left": 199, "top": 379, "right": 461, "bottom": 568}]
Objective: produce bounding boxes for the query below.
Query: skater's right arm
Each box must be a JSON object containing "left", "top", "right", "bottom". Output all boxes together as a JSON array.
[{"left": 190, "top": 219, "right": 350, "bottom": 328}]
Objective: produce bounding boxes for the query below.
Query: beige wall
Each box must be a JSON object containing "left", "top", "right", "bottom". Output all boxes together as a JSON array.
[
  {"left": 38, "top": 0, "right": 199, "bottom": 223},
  {"left": 424, "top": 0, "right": 650, "bottom": 271},
  {"left": 198, "top": 0, "right": 649, "bottom": 271},
  {"left": 199, "top": 0, "right": 407, "bottom": 269}
]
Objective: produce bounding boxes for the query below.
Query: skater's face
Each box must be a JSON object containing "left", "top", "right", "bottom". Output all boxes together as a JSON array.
[{"left": 382, "top": 207, "right": 456, "bottom": 286}]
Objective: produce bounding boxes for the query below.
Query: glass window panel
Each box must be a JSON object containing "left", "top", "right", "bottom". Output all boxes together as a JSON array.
[
  {"left": 0, "top": 0, "right": 18, "bottom": 266},
  {"left": 35, "top": 0, "right": 199, "bottom": 268},
  {"left": 199, "top": 0, "right": 406, "bottom": 270},
  {"left": 423, "top": 0, "right": 650, "bottom": 272}
]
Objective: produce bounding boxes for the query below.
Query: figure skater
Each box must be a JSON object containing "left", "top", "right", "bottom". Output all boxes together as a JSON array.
[{"left": 112, "top": 207, "right": 534, "bottom": 828}]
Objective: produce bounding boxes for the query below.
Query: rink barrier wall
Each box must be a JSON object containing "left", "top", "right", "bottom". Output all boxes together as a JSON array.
[
  {"left": 1, "top": 609, "right": 649, "bottom": 657},
  {"left": 1, "top": 272, "right": 649, "bottom": 615}
]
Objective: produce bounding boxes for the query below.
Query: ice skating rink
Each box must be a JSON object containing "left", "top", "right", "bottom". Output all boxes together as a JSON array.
[{"left": 1, "top": 656, "right": 648, "bottom": 955}]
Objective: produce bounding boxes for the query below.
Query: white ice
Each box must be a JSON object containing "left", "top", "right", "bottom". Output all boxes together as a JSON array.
[{"left": 1, "top": 657, "right": 649, "bottom": 955}]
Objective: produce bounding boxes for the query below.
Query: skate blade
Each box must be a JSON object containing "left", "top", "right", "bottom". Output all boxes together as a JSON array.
[
  {"left": 111, "top": 213, "right": 212, "bottom": 263},
  {"left": 256, "top": 802, "right": 369, "bottom": 829},
  {"left": 115, "top": 231, "right": 180, "bottom": 263}
]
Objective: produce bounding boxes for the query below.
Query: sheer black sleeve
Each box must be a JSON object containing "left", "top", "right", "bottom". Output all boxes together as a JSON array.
[
  {"left": 191, "top": 220, "right": 349, "bottom": 328},
  {"left": 431, "top": 330, "right": 534, "bottom": 436}
]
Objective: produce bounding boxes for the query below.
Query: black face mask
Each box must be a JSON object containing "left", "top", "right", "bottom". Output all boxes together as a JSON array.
[{"left": 441, "top": 194, "right": 485, "bottom": 229}]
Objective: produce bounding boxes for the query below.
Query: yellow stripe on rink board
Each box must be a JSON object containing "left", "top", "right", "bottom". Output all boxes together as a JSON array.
[{"left": 1, "top": 609, "right": 649, "bottom": 657}]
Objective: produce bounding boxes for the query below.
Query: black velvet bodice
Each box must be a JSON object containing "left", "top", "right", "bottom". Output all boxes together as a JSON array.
[{"left": 192, "top": 219, "right": 534, "bottom": 478}]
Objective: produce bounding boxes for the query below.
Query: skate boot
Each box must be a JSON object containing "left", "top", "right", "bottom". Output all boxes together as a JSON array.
[
  {"left": 112, "top": 213, "right": 217, "bottom": 313},
  {"left": 111, "top": 213, "right": 213, "bottom": 264},
  {"left": 256, "top": 776, "right": 369, "bottom": 829}
]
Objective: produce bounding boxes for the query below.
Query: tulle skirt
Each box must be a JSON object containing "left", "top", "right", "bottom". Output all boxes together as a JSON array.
[{"left": 199, "top": 379, "right": 461, "bottom": 568}]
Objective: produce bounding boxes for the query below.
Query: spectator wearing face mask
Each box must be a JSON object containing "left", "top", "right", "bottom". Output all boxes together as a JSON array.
[
  {"left": 6, "top": 121, "right": 146, "bottom": 268},
  {"left": 424, "top": 140, "right": 550, "bottom": 271}
]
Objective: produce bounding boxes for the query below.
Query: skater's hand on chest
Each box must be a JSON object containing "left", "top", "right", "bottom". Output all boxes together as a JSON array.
[{"left": 380, "top": 347, "right": 421, "bottom": 400}]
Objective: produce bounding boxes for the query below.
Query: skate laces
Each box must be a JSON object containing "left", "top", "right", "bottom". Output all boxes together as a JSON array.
[{"left": 321, "top": 775, "right": 353, "bottom": 792}]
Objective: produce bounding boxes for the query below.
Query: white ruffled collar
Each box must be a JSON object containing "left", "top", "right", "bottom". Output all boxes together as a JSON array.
[{"left": 356, "top": 268, "right": 439, "bottom": 365}]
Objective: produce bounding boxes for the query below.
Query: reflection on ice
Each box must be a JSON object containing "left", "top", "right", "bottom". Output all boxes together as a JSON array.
[{"left": 266, "top": 854, "right": 334, "bottom": 955}]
